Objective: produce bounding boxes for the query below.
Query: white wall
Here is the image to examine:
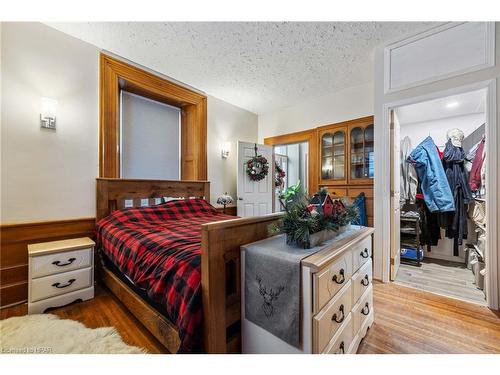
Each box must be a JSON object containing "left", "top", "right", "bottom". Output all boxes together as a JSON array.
[
  {"left": 207, "top": 95, "right": 258, "bottom": 205},
  {"left": 399, "top": 113, "right": 486, "bottom": 150},
  {"left": 121, "top": 91, "right": 181, "bottom": 180},
  {"left": 258, "top": 82, "right": 373, "bottom": 141},
  {"left": 1, "top": 22, "right": 99, "bottom": 223},
  {"left": 1, "top": 22, "right": 259, "bottom": 223}
]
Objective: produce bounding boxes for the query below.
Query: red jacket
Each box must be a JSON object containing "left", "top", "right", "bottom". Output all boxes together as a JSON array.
[{"left": 469, "top": 139, "right": 485, "bottom": 191}]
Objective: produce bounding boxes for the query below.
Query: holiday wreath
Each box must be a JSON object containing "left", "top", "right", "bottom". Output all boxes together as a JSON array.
[
  {"left": 246, "top": 144, "right": 269, "bottom": 181},
  {"left": 275, "top": 162, "right": 286, "bottom": 187}
]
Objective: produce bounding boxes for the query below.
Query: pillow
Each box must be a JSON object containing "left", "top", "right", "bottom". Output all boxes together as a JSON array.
[{"left": 162, "top": 196, "right": 184, "bottom": 203}]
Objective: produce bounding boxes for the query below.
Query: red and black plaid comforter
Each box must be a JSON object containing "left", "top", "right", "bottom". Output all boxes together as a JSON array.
[{"left": 95, "top": 198, "right": 235, "bottom": 352}]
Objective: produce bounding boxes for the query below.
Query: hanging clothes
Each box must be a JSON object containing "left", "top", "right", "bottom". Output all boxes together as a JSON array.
[
  {"left": 469, "top": 137, "right": 485, "bottom": 192},
  {"left": 441, "top": 139, "right": 473, "bottom": 256},
  {"left": 415, "top": 197, "right": 441, "bottom": 247},
  {"left": 480, "top": 140, "right": 486, "bottom": 197},
  {"left": 400, "top": 136, "right": 418, "bottom": 205},
  {"left": 409, "top": 136, "right": 455, "bottom": 213},
  {"left": 464, "top": 138, "right": 482, "bottom": 172}
]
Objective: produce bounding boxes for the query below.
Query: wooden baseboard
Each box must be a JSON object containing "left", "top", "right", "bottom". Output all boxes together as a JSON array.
[{"left": 0, "top": 217, "right": 96, "bottom": 307}]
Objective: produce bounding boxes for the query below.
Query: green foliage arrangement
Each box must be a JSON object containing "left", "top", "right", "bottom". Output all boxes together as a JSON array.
[{"left": 271, "top": 182, "right": 360, "bottom": 248}]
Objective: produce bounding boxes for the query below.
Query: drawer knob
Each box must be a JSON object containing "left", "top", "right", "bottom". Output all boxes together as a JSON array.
[
  {"left": 52, "top": 258, "right": 76, "bottom": 267},
  {"left": 52, "top": 279, "right": 76, "bottom": 289},
  {"left": 331, "top": 304, "right": 345, "bottom": 323},
  {"left": 337, "top": 341, "right": 345, "bottom": 354},
  {"left": 361, "top": 274, "right": 369, "bottom": 286},
  {"left": 332, "top": 269, "right": 345, "bottom": 284},
  {"left": 361, "top": 302, "right": 370, "bottom": 316},
  {"left": 360, "top": 248, "right": 369, "bottom": 258}
]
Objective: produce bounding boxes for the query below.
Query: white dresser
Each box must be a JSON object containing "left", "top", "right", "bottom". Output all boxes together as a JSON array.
[
  {"left": 28, "top": 237, "right": 95, "bottom": 314},
  {"left": 241, "top": 226, "right": 374, "bottom": 354}
]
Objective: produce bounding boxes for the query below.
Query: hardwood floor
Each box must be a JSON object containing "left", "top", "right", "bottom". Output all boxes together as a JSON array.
[
  {"left": 2, "top": 282, "right": 499, "bottom": 354},
  {"left": 0, "top": 286, "right": 167, "bottom": 354},
  {"left": 358, "top": 282, "right": 500, "bottom": 354},
  {"left": 395, "top": 258, "right": 486, "bottom": 305}
]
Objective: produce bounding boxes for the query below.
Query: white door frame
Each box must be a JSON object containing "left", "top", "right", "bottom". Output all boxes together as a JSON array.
[{"left": 375, "top": 79, "right": 499, "bottom": 309}]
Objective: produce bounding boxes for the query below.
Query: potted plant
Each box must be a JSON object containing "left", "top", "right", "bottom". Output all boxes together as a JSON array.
[{"left": 271, "top": 184, "right": 359, "bottom": 249}]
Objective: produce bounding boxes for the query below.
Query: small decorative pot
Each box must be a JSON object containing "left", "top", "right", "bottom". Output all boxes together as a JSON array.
[
  {"left": 287, "top": 229, "right": 337, "bottom": 249},
  {"left": 337, "top": 222, "right": 352, "bottom": 234}
]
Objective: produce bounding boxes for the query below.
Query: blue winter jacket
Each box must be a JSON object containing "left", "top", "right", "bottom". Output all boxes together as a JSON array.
[{"left": 409, "top": 136, "right": 455, "bottom": 212}]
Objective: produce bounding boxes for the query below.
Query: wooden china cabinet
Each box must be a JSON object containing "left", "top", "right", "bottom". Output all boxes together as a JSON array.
[{"left": 318, "top": 116, "right": 374, "bottom": 226}]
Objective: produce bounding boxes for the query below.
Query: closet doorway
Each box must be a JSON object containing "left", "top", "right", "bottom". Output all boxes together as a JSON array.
[{"left": 389, "top": 87, "right": 493, "bottom": 306}]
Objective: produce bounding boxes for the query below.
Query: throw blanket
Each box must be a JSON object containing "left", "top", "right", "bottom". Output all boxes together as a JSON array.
[
  {"left": 244, "top": 235, "right": 318, "bottom": 348},
  {"left": 96, "top": 198, "right": 235, "bottom": 352}
]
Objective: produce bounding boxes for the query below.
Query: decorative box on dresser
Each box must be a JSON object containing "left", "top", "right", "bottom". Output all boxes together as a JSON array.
[
  {"left": 28, "top": 237, "right": 95, "bottom": 314},
  {"left": 241, "top": 226, "right": 374, "bottom": 354}
]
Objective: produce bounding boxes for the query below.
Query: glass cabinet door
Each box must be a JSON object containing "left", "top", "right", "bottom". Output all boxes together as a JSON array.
[
  {"left": 364, "top": 124, "right": 374, "bottom": 179},
  {"left": 350, "top": 127, "right": 364, "bottom": 179},
  {"left": 321, "top": 130, "right": 346, "bottom": 181},
  {"left": 321, "top": 133, "right": 333, "bottom": 180},
  {"left": 332, "top": 131, "right": 345, "bottom": 179}
]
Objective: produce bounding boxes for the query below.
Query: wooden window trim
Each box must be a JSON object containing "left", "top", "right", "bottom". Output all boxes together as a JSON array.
[
  {"left": 99, "top": 53, "right": 207, "bottom": 179},
  {"left": 264, "top": 129, "right": 319, "bottom": 195}
]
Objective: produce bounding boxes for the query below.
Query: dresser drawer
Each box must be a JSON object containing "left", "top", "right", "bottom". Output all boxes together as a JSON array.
[
  {"left": 352, "top": 235, "right": 372, "bottom": 273},
  {"left": 322, "top": 313, "right": 353, "bottom": 354},
  {"left": 351, "top": 259, "right": 372, "bottom": 305},
  {"left": 313, "top": 252, "right": 352, "bottom": 313},
  {"left": 31, "top": 247, "right": 92, "bottom": 278},
  {"left": 30, "top": 267, "right": 93, "bottom": 302},
  {"left": 313, "top": 280, "right": 352, "bottom": 353},
  {"left": 352, "top": 284, "right": 373, "bottom": 335}
]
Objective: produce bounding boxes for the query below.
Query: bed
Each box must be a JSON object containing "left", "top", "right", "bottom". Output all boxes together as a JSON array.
[{"left": 95, "top": 178, "right": 282, "bottom": 353}]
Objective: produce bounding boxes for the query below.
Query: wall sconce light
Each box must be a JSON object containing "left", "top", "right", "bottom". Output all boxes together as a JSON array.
[
  {"left": 40, "top": 97, "right": 57, "bottom": 129},
  {"left": 221, "top": 141, "right": 231, "bottom": 159}
]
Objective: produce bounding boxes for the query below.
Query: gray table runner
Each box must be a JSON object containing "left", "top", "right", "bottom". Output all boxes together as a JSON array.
[{"left": 244, "top": 234, "right": 318, "bottom": 348}]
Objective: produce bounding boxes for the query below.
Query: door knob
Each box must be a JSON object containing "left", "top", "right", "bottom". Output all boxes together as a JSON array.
[{"left": 238, "top": 197, "right": 243, "bottom": 200}]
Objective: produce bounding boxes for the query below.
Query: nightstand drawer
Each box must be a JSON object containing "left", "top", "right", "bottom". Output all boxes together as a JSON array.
[
  {"left": 313, "top": 280, "right": 352, "bottom": 353},
  {"left": 352, "top": 235, "right": 372, "bottom": 273},
  {"left": 30, "top": 267, "right": 92, "bottom": 302},
  {"left": 351, "top": 259, "right": 372, "bottom": 305},
  {"left": 313, "top": 252, "right": 353, "bottom": 313},
  {"left": 31, "top": 247, "right": 92, "bottom": 278}
]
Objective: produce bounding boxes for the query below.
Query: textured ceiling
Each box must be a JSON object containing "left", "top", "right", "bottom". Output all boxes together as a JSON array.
[{"left": 47, "top": 22, "right": 437, "bottom": 114}]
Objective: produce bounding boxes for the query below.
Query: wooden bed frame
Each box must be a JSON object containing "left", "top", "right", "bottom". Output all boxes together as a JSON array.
[{"left": 95, "top": 178, "right": 282, "bottom": 353}]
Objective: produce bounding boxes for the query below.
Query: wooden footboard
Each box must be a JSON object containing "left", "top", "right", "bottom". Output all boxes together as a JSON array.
[
  {"left": 95, "top": 178, "right": 283, "bottom": 353},
  {"left": 201, "top": 213, "right": 283, "bottom": 353}
]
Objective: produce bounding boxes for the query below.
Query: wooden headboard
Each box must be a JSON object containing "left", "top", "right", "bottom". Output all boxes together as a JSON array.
[{"left": 96, "top": 178, "right": 210, "bottom": 221}]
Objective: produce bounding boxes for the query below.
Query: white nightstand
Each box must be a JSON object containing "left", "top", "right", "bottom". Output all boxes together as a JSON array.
[{"left": 28, "top": 237, "right": 95, "bottom": 314}]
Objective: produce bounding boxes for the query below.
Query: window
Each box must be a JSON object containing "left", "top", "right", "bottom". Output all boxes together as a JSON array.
[{"left": 120, "top": 91, "right": 181, "bottom": 179}]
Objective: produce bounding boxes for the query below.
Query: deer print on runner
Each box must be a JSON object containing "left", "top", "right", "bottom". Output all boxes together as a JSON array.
[{"left": 256, "top": 275, "right": 285, "bottom": 318}]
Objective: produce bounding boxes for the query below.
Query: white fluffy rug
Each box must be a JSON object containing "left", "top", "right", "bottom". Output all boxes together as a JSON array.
[{"left": 1, "top": 314, "right": 145, "bottom": 354}]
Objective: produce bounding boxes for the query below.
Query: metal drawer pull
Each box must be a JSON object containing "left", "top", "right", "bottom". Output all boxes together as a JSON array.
[
  {"left": 360, "top": 248, "right": 369, "bottom": 258},
  {"left": 361, "top": 274, "right": 369, "bottom": 286},
  {"left": 52, "top": 258, "right": 76, "bottom": 267},
  {"left": 52, "top": 279, "right": 76, "bottom": 289},
  {"left": 361, "top": 302, "right": 370, "bottom": 316},
  {"left": 331, "top": 304, "right": 345, "bottom": 323},
  {"left": 337, "top": 341, "right": 345, "bottom": 354},
  {"left": 332, "top": 269, "right": 345, "bottom": 284}
]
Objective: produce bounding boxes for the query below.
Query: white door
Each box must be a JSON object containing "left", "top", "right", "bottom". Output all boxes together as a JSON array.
[
  {"left": 237, "top": 141, "right": 273, "bottom": 217},
  {"left": 390, "top": 110, "right": 401, "bottom": 281}
]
